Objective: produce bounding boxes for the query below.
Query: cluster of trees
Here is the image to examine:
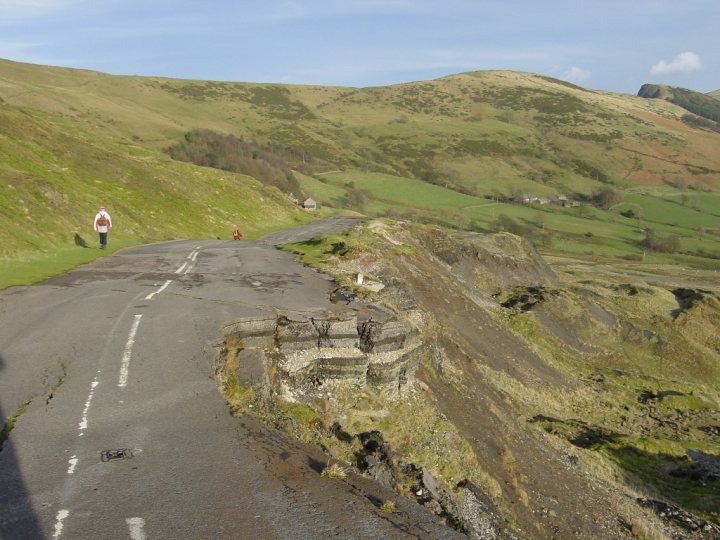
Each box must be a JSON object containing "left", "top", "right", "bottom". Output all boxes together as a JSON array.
[
  {"left": 668, "top": 88, "right": 720, "bottom": 123},
  {"left": 682, "top": 114, "right": 720, "bottom": 133},
  {"left": 166, "top": 129, "right": 304, "bottom": 196},
  {"left": 640, "top": 228, "right": 680, "bottom": 253},
  {"left": 639, "top": 84, "right": 720, "bottom": 123}
]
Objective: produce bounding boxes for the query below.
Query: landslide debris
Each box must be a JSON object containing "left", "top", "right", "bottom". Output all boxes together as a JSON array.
[{"left": 218, "top": 219, "right": 720, "bottom": 540}]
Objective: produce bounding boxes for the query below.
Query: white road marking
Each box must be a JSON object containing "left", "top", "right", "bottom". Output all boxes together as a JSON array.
[
  {"left": 118, "top": 314, "right": 143, "bottom": 388},
  {"left": 179, "top": 248, "right": 200, "bottom": 274},
  {"left": 66, "top": 455, "right": 78, "bottom": 474},
  {"left": 52, "top": 509, "right": 69, "bottom": 538},
  {"left": 78, "top": 379, "right": 99, "bottom": 435},
  {"left": 126, "top": 517, "right": 146, "bottom": 540},
  {"left": 145, "top": 279, "right": 172, "bottom": 300}
]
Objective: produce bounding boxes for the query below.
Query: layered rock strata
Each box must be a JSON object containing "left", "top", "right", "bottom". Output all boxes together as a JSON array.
[{"left": 222, "top": 309, "right": 421, "bottom": 399}]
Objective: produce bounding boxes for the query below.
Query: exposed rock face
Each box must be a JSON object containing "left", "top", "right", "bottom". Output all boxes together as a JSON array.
[
  {"left": 222, "top": 307, "right": 422, "bottom": 400},
  {"left": 638, "top": 83, "right": 668, "bottom": 99}
]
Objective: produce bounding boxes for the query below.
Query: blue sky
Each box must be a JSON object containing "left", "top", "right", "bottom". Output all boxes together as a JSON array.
[{"left": 0, "top": 0, "right": 717, "bottom": 93}]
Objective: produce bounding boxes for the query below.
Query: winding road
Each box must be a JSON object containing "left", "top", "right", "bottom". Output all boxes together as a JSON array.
[{"left": 0, "top": 218, "right": 460, "bottom": 540}]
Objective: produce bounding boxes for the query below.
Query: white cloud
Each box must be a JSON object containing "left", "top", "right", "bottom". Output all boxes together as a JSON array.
[
  {"left": 649, "top": 52, "right": 702, "bottom": 76},
  {"left": 561, "top": 66, "right": 591, "bottom": 84}
]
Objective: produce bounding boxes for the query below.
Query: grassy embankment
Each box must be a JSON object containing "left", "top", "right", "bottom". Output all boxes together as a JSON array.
[{"left": 0, "top": 101, "right": 311, "bottom": 289}]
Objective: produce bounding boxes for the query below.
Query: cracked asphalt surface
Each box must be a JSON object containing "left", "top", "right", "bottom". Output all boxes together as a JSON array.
[{"left": 0, "top": 217, "right": 461, "bottom": 539}]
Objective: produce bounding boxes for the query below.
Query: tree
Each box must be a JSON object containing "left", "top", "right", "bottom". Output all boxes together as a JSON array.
[
  {"left": 593, "top": 186, "right": 623, "bottom": 209},
  {"left": 344, "top": 188, "right": 367, "bottom": 208}
]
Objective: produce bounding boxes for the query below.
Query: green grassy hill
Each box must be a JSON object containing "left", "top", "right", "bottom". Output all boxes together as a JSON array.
[
  {"left": 3, "top": 59, "right": 718, "bottom": 196},
  {"left": 1, "top": 58, "right": 720, "bottom": 284},
  {"left": 0, "top": 95, "right": 310, "bottom": 286}
]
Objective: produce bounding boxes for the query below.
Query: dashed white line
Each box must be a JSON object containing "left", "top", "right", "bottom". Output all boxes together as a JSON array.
[
  {"left": 145, "top": 279, "right": 172, "bottom": 300},
  {"left": 126, "top": 517, "right": 147, "bottom": 540},
  {"left": 78, "top": 379, "right": 99, "bottom": 435},
  {"left": 178, "top": 248, "right": 201, "bottom": 274},
  {"left": 118, "top": 314, "right": 143, "bottom": 388},
  {"left": 66, "top": 455, "right": 78, "bottom": 474},
  {"left": 149, "top": 249, "right": 200, "bottom": 295},
  {"left": 52, "top": 509, "right": 69, "bottom": 538}
]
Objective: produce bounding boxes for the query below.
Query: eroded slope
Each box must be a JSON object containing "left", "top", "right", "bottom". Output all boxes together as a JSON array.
[{"left": 219, "top": 220, "right": 720, "bottom": 539}]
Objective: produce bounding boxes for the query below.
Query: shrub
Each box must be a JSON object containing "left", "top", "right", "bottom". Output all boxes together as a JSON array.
[
  {"left": 166, "top": 129, "right": 309, "bottom": 195},
  {"left": 493, "top": 214, "right": 532, "bottom": 236},
  {"left": 593, "top": 186, "right": 623, "bottom": 209},
  {"left": 321, "top": 462, "right": 348, "bottom": 479},
  {"left": 575, "top": 159, "right": 610, "bottom": 183},
  {"left": 620, "top": 207, "right": 644, "bottom": 220},
  {"left": 379, "top": 500, "right": 396, "bottom": 512},
  {"left": 640, "top": 228, "right": 680, "bottom": 253}
]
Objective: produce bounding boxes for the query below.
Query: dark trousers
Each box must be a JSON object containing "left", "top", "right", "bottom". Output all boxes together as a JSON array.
[{"left": 99, "top": 232, "right": 107, "bottom": 248}]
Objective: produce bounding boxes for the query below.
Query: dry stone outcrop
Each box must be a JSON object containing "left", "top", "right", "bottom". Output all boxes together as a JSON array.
[{"left": 222, "top": 306, "right": 422, "bottom": 401}]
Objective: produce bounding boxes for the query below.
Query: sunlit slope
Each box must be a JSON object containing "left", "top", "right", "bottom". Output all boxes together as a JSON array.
[
  {"left": 0, "top": 100, "right": 307, "bottom": 257},
  {"left": 1, "top": 59, "right": 718, "bottom": 200}
]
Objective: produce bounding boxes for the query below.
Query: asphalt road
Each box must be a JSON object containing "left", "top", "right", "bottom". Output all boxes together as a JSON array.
[{"left": 0, "top": 218, "right": 461, "bottom": 540}]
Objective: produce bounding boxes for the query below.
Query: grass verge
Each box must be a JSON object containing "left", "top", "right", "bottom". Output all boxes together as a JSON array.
[
  {"left": 1, "top": 396, "right": 34, "bottom": 452},
  {"left": 0, "top": 236, "right": 141, "bottom": 290}
]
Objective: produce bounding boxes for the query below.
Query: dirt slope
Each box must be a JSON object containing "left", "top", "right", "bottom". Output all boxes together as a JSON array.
[{"left": 270, "top": 220, "right": 719, "bottom": 539}]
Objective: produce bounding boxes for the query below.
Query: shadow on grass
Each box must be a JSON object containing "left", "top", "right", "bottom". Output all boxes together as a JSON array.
[
  {"left": 529, "top": 415, "right": 719, "bottom": 523},
  {"left": 602, "top": 444, "right": 720, "bottom": 524},
  {"left": 73, "top": 233, "right": 89, "bottom": 248}
]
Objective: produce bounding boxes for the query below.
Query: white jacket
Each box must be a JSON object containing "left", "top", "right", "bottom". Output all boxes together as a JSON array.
[{"left": 93, "top": 211, "right": 112, "bottom": 233}]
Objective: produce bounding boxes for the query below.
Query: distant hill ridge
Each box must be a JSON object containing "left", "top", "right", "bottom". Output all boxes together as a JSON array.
[{"left": 638, "top": 83, "right": 720, "bottom": 123}]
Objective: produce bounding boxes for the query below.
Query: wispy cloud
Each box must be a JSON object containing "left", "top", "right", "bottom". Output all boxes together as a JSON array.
[
  {"left": 274, "top": 46, "right": 558, "bottom": 86},
  {"left": 0, "top": 0, "right": 73, "bottom": 11},
  {"left": 0, "top": 0, "right": 66, "bottom": 6},
  {"left": 0, "top": 40, "right": 43, "bottom": 57},
  {"left": 649, "top": 51, "right": 702, "bottom": 77},
  {"left": 0, "top": 39, "right": 84, "bottom": 68},
  {"left": 561, "top": 66, "right": 591, "bottom": 84},
  {"left": 0, "top": 0, "right": 78, "bottom": 22}
]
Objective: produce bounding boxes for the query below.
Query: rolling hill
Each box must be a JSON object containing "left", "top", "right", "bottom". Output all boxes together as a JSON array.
[
  {"left": 2, "top": 58, "right": 720, "bottom": 538},
  {"left": 1, "top": 58, "right": 720, "bottom": 277}
]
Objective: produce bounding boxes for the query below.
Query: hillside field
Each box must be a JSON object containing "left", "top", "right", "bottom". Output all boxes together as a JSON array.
[{"left": 0, "top": 58, "right": 719, "bottom": 284}]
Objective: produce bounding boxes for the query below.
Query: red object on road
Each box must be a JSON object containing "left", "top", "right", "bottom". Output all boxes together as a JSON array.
[{"left": 233, "top": 230, "right": 243, "bottom": 240}]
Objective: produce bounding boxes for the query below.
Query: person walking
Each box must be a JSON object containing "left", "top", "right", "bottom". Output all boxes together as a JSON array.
[{"left": 93, "top": 206, "right": 112, "bottom": 249}]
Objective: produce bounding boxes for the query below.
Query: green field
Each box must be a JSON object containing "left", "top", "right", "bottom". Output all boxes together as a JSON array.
[
  {"left": 619, "top": 193, "right": 720, "bottom": 229},
  {"left": 298, "top": 169, "right": 720, "bottom": 265}
]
